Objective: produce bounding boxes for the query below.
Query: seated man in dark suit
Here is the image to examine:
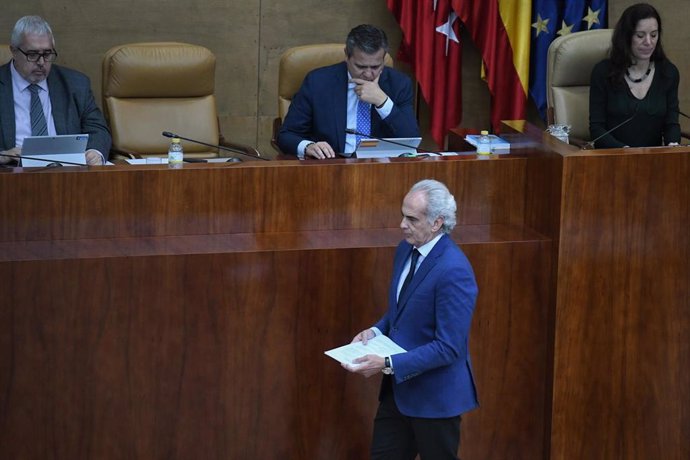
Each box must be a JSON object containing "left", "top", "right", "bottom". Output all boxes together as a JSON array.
[
  {"left": 277, "top": 24, "right": 420, "bottom": 159},
  {"left": 0, "top": 15, "right": 111, "bottom": 166}
]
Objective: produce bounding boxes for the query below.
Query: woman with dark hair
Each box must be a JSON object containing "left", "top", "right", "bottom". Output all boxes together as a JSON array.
[{"left": 589, "top": 3, "right": 680, "bottom": 148}]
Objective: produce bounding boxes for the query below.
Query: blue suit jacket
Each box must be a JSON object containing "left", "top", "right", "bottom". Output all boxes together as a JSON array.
[
  {"left": 277, "top": 61, "right": 420, "bottom": 155},
  {"left": 375, "top": 234, "right": 479, "bottom": 418},
  {"left": 0, "top": 62, "right": 112, "bottom": 157}
]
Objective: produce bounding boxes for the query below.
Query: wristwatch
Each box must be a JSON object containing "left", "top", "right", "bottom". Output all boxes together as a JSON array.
[{"left": 382, "top": 356, "right": 393, "bottom": 375}]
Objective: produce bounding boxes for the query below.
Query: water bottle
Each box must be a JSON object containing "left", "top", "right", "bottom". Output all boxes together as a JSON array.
[
  {"left": 476, "top": 130, "right": 492, "bottom": 155},
  {"left": 168, "top": 137, "right": 183, "bottom": 168}
]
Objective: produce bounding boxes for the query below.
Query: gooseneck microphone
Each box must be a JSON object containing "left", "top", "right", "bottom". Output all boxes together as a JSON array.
[
  {"left": 0, "top": 152, "right": 86, "bottom": 167},
  {"left": 582, "top": 107, "right": 639, "bottom": 150},
  {"left": 344, "top": 129, "right": 440, "bottom": 156},
  {"left": 161, "top": 131, "right": 269, "bottom": 161}
]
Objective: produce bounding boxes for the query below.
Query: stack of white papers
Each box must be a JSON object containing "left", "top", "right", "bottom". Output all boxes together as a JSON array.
[{"left": 324, "top": 335, "right": 406, "bottom": 366}]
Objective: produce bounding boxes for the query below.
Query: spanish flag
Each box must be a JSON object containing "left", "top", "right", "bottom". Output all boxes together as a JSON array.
[{"left": 452, "top": 0, "right": 532, "bottom": 131}]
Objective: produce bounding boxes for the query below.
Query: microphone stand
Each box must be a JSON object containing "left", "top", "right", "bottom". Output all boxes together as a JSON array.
[
  {"left": 161, "top": 132, "right": 268, "bottom": 161},
  {"left": 0, "top": 152, "right": 87, "bottom": 167},
  {"left": 582, "top": 111, "right": 638, "bottom": 150}
]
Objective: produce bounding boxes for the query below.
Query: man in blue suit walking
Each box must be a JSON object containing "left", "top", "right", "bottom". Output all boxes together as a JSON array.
[
  {"left": 277, "top": 24, "right": 419, "bottom": 159},
  {"left": 344, "top": 179, "right": 479, "bottom": 460}
]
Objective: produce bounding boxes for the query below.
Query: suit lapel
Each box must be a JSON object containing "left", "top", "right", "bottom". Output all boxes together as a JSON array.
[
  {"left": 371, "top": 68, "right": 391, "bottom": 136},
  {"left": 0, "top": 63, "right": 16, "bottom": 149},
  {"left": 332, "top": 63, "right": 348, "bottom": 153},
  {"left": 47, "top": 67, "right": 67, "bottom": 135},
  {"left": 393, "top": 235, "right": 449, "bottom": 323}
]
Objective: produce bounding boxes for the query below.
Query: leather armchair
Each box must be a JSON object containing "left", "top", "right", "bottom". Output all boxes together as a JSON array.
[
  {"left": 0, "top": 44, "right": 12, "bottom": 64},
  {"left": 271, "top": 44, "right": 393, "bottom": 153},
  {"left": 547, "top": 29, "right": 613, "bottom": 147},
  {"left": 102, "top": 42, "right": 260, "bottom": 159}
]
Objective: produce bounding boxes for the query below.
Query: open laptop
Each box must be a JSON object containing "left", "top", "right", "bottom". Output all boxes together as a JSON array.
[
  {"left": 21, "top": 134, "right": 89, "bottom": 167},
  {"left": 355, "top": 137, "right": 422, "bottom": 158}
]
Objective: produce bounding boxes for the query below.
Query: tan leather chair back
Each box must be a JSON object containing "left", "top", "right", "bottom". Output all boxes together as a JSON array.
[
  {"left": 277, "top": 44, "right": 394, "bottom": 120},
  {"left": 547, "top": 29, "right": 613, "bottom": 142},
  {"left": 0, "top": 44, "right": 12, "bottom": 65},
  {"left": 102, "top": 42, "right": 219, "bottom": 156}
]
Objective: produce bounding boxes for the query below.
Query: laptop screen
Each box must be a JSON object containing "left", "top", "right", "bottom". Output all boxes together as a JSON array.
[
  {"left": 21, "top": 134, "right": 89, "bottom": 167},
  {"left": 355, "top": 137, "right": 422, "bottom": 158}
]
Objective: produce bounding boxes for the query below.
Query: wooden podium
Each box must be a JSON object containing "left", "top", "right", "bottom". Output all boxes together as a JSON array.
[{"left": 0, "top": 123, "right": 687, "bottom": 460}]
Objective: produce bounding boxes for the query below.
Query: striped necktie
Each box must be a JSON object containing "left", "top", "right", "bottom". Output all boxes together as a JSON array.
[{"left": 29, "top": 84, "right": 48, "bottom": 136}]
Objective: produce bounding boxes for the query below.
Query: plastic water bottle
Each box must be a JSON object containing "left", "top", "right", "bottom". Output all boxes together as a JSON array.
[
  {"left": 168, "top": 137, "right": 183, "bottom": 168},
  {"left": 476, "top": 130, "right": 492, "bottom": 155}
]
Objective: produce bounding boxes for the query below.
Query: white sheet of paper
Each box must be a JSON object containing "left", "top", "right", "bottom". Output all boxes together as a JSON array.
[{"left": 324, "top": 335, "right": 406, "bottom": 365}]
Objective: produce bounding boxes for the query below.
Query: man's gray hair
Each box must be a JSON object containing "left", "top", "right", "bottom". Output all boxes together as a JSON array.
[
  {"left": 409, "top": 179, "right": 457, "bottom": 234},
  {"left": 11, "top": 16, "right": 55, "bottom": 48},
  {"left": 345, "top": 24, "right": 389, "bottom": 57}
]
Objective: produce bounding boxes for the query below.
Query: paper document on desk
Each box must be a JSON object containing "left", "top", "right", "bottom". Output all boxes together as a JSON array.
[{"left": 325, "top": 335, "right": 406, "bottom": 365}]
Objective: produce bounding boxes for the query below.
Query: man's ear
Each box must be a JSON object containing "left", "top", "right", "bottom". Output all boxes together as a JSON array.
[{"left": 432, "top": 218, "right": 444, "bottom": 232}]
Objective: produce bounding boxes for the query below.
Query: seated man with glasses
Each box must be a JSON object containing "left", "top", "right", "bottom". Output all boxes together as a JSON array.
[{"left": 0, "top": 15, "right": 111, "bottom": 166}]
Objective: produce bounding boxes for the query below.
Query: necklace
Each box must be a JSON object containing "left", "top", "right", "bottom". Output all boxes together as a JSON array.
[{"left": 626, "top": 64, "right": 652, "bottom": 83}]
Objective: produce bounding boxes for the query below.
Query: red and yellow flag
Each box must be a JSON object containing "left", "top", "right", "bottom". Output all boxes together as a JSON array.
[{"left": 452, "top": 0, "right": 531, "bottom": 130}]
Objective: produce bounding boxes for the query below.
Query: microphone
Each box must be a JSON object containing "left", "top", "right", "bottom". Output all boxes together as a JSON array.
[
  {"left": 582, "top": 107, "right": 639, "bottom": 150},
  {"left": 0, "top": 151, "right": 87, "bottom": 167},
  {"left": 161, "top": 132, "right": 268, "bottom": 161},
  {"left": 344, "top": 129, "right": 439, "bottom": 157}
]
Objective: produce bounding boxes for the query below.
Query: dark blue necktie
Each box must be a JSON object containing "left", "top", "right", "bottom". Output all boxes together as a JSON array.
[{"left": 398, "top": 249, "right": 420, "bottom": 303}]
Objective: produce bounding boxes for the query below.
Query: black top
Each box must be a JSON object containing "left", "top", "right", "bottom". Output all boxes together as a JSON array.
[{"left": 589, "top": 58, "right": 680, "bottom": 148}]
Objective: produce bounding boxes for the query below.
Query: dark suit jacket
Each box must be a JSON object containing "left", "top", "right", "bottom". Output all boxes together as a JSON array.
[
  {"left": 589, "top": 58, "right": 680, "bottom": 148},
  {"left": 0, "top": 62, "right": 112, "bottom": 157},
  {"left": 374, "top": 234, "right": 479, "bottom": 418},
  {"left": 277, "top": 62, "right": 420, "bottom": 155}
]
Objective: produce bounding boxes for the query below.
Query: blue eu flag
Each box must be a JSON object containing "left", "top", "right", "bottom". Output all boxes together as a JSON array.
[{"left": 529, "top": 0, "right": 608, "bottom": 120}]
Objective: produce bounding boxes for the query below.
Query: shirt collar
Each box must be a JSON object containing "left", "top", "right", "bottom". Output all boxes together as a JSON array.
[
  {"left": 347, "top": 70, "right": 356, "bottom": 90},
  {"left": 415, "top": 233, "right": 444, "bottom": 258}
]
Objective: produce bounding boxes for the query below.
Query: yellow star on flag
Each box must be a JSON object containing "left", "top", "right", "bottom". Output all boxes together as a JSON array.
[
  {"left": 532, "top": 13, "right": 550, "bottom": 37},
  {"left": 583, "top": 7, "right": 601, "bottom": 30},
  {"left": 557, "top": 20, "right": 574, "bottom": 37}
]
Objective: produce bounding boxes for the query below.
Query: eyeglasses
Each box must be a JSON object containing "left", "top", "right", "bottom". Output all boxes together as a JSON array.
[{"left": 16, "top": 48, "right": 58, "bottom": 63}]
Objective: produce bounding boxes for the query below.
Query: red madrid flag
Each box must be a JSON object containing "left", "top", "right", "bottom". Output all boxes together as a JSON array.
[{"left": 387, "top": 0, "right": 463, "bottom": 148}]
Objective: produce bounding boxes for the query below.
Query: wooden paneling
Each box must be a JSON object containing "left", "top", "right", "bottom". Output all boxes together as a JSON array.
[
  {"left": 0, "top": 146, "right": 556, "bottom": 459},
  {"left": 551, "top": 149, "right": 690, "bottom": 460},
  {"left": 6, "top": 130, "right": 687, "bottom": 459},
  {"left": 0, "top": 239, "right": 550, "bottom": 459},
  {"left": 462, "top": 241, "right": 552, "bottom": 460},
  {"left": 0, "top": 156, "right": 540, "bottom": 242}
]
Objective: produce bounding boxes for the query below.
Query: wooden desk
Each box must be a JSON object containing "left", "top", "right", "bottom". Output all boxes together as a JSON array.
[{"left": 1, "top": 125, "right": 687, "bottom": 460}]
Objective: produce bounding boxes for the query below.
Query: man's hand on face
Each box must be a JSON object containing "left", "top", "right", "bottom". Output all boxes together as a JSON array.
[{"left": 351, "top": 75, "right": 388, "bottom": 108}]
